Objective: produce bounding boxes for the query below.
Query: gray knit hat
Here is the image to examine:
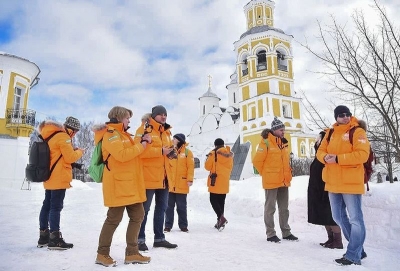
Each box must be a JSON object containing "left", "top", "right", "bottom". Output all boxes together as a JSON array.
[
  {"left": 64, "top": 116, "right": 81, "bottom": 131},
  {"left": 271, "top": 117, "right": 285, "bottom": 131},
  {"left": 151, "top": 105, "right": 167, "bottom": 119}
]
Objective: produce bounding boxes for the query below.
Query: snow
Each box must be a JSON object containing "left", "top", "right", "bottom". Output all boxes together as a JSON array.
[{"left": 1, "top": 170, "right": 400, "bottom": 271}]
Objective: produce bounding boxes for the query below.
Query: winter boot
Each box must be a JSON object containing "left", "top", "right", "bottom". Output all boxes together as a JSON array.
[
  {"left": 95, "top": 254, "right": 117, "bottom": 267},
  {"left": 320, "top": 231, "right": 333, "bottom": 247},
  {"left": 37, "top": 229, "right": 49, "bottom": 248},
  {"left": 48, "top": 231, "right": 73, "bottom": 250},
  {"left": 217, "top": 215, "right": 228, "bottom": 231},
  {"left": 326, "top": 232, "right": 343, "bottom": 249},
  {"left": 124, "top": 253, "right": 151, "bottom": 264}
]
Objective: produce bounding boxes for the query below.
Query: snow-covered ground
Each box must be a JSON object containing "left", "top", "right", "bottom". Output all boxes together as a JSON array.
[{"left": 1, "top": 170, "right": 399, "bottom": 271}]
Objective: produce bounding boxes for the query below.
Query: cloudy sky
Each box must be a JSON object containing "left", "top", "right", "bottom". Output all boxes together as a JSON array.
[{"left": 1, "top": 0, "right": 399, "bottom": 135}]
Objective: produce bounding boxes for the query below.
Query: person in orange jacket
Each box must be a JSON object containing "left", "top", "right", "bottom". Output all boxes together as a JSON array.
[
  {"left": 37, "top": 117, "right": 84, "bottom": 250},
  {"left": 252, "top": 117, "right": 298, "bottom": 243},
  {"left": 204, "top": 138, "right": 234, "bottom": 231},
  {"left": 95, "top": 106, "right": 152, "bottom": 267},
  {"left": 134, "top": 105, "right": 178, "bottom": 251},
  {"left": 164, "top": 133, "right": 194, "bottom": 233},
  {"left": 316, "top": 105, "right": 370, "bottom": 266}
]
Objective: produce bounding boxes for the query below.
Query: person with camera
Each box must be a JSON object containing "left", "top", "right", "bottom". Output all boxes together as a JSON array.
[
  {"left": 134, "top": 105, "right": 178, "bottom": 251},
  {"left": 252, "top": 117, "right": 298, "bottom": 243},
  {"left": 37, "top": 116, "right": 84, "bottom": 250},
  {"left": 164, "top": 133, "right": 194, "bottom": 233},
  {"left": 94, "top": 106, "right": 152, "bottom": 267},
  {"left": 204, "top": 138, "right": 234, "bottom": 231}
]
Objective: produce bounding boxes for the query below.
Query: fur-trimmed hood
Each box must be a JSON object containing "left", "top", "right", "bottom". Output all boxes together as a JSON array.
[{"left": 38, "top": 120, "right": 65, "bottom": 139}]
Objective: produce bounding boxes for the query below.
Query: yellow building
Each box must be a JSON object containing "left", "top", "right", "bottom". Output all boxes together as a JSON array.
[
  {"left": 189, "top": 0, "right": 316, "bottom": 180},
  {"left": 0, "top": 52, "right": 39, "bottom": 137},
  {"left": 227, "top": 0, "right": 316, "bottom": 159}
]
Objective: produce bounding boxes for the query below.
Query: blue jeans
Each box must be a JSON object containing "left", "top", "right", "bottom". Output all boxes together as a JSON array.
[
  {"left": 329, "top": 193, "right": 366, "bottom": 264},
  {"left": 165, "top": 192, "right": 188, "bottom": 229},
  {"left": 39, "top": 189, "right": 66, "bottom": 232},
  {"left": 138, "top": 187, "right": 169, "bottom": 243}
]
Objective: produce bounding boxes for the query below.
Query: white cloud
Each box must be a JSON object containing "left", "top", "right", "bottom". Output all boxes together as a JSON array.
[{"left": 2, "top": 0, "right": 400, "bottom": 133}]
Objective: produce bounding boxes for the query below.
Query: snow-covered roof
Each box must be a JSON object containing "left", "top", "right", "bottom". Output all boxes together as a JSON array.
[
  {"left": 199, "top": 87, "right": 220, "bottom": 100},
  {"left": 240, "top": 25, "right": 286, "bottom": 39}
]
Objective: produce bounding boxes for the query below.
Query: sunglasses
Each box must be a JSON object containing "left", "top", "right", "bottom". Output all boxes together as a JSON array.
[{"left": 337, "top": 113, "right": 352, "bottom": 118}]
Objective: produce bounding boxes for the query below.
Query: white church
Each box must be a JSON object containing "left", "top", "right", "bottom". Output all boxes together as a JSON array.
[{"left": 187, "top": 0, "right": 316, "bottom": 180}]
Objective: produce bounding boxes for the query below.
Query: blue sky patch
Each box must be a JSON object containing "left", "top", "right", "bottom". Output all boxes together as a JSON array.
[{"left": 0, "top": 21, "right": 12, "bottom": 44}]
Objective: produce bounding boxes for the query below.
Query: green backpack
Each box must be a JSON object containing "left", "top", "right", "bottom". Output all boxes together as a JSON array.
[{"left": 88, "top": 140, "right": 110, "bottom": 183}]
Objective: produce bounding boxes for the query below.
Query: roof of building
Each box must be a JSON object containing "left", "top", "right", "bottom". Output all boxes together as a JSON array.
[
  {"left": 199, "top": 87, "right": 221, "bottom": 100},
  {"left": 240, "top": 25, "right": 286, "bottom": 39}
]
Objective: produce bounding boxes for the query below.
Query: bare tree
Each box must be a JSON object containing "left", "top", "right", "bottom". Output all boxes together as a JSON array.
[
  {"left": 73, "top": 121, "right": 94, "bottom": 167},
  {"left": 299, "top": 0, "right": 400, "bottom": 177}
]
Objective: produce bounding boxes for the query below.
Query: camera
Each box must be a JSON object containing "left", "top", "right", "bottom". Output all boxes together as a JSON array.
[
  {"left": 166, "top": 146, "right": 178, "bottom": 159},
  {"left": 210, "top": 173, "right": 217, "bottom": 186},
  {"left": 71, "top": 163, "right": 83, "bottom": 170}
]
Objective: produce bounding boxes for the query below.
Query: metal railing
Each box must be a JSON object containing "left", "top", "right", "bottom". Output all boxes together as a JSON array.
[{"left": 6, "top": 108, "right": 36, "bottom": 126}]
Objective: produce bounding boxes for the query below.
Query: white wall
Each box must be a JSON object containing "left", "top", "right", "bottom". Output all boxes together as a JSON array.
[{"left": 0, "top": 137, "right": 29, "bottom": 189}]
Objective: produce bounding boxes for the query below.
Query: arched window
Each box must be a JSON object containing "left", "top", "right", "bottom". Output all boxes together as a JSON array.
[
  {"left": 282, "top": 102, "right": 292, "bottom": 118},
  {"left": 300, "top": 142, "right": 306, "bottom": 156},
  {"left": 241, "top": 55, "right": 249, "bottom": 76},
  {"left": 276, "top": 50, "right": 288, "bottom": 71},
  {"left": 310, "top": 143, "right": 315, "bottom": 157},
  {"left": 256, "top": 50, "right": 267, "bottom": 71}
]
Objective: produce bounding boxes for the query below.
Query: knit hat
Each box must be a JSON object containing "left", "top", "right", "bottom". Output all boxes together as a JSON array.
[
  {"left": 271, "top": 117, "right": 285, "bottom": 131},
  {"left": 151, "top": 105, "right": 167, "bottom": 119},
  {"left": 64, "top": 116, "right": 80, "bottom": 131},
  {"left": 174, "top": 133, "right": 186, "bottom": 144},
  {"left": 214, "top": 138, "right": 224, "bottom": 146},
  {"left": 334, "top": 105, "right": 351, "bottom": 119}
]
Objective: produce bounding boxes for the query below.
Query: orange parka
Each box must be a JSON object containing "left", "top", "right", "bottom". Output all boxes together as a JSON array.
[
  {"left": 166, "top": 144, "right": 195, "bottom": 194},
  {"left": 204, "top": 146, "right": 234, "bottom": 194},
  {"left": 316, "top": 117, "right": 370, "bottom": 194},
  {"left": 93, "top": 122, "right": 147, "bottom": 207},
  {"left": 134, "top": 117, "right": 173, "bottom": 189},
  {"left": 252, "top": 129, "right": 292, "bottom": 189},
  {"left": 38, "top": 120, "right": 83, "bottom": 190}
]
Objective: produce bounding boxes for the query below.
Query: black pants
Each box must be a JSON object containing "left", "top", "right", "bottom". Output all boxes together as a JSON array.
[{"left": 209, "top": 193, "right": 226, "bottom": 220}]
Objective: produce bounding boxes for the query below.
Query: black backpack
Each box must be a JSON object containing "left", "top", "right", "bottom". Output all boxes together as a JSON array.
[{"left": 25, "top": 131, "right": 63, "bottom": 182}]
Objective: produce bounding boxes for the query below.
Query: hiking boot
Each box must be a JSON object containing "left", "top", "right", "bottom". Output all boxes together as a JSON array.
[
  {"left": 342, "top": 252, "right": 367, "bottom": 260},
  {"left": 283, "top": 234, "right": 299, "bottom": 241},
  {"left": 37, "top": 229, "right": 49, "bottom": 248},
  {"left": 164, "top": 227, "right": 171, "bottom": 233},
  {"left": 335, "top": 257, "right": 360, "bottom": 266},
  {"left": 153, "top": 240, "right": 178, "bottom": 249},
  {"left": 217, "top": 215, "right": 228, "bottom": 231},
  {"left": 326, "top": 233, "right": 343, "bottom": 249},
  {"left": 95, "top": 254, "right": 117, "bottom": 267},
  {"left": 180, "top": 228, "right": 189, "bottom": 233},
  {"left": 124, "top": 253, "right": 151, "bottom": 264},
  {"left": 138, "top": 242, "right": 148, "bottom": 252},
  {"left": 48, "top": 231, "right": 73, "bottom": 250},
  {"left": 214, "top": 221, "right": 218, "bottom": 229},
  {"left": 267, "top": 236, "right": 281, "bottom": 243}
]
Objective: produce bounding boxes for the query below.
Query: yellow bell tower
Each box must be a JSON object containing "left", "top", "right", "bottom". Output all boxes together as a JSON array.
[{"left": 227, "top": 0, "right": 314, "bottom": 159}]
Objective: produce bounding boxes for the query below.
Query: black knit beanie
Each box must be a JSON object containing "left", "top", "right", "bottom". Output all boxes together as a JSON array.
[{"left": 334, "top": 105, "right": 351, "bottom": 119}]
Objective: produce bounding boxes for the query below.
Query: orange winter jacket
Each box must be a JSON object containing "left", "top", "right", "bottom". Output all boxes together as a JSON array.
[
  {"left": 204, "top": 146, "right": 234, "bottom": 194},
  {"left": 252, "top": 129, "right": 292, "bottom": 189},
  {"left": 134, "top": 117, "right": 173, "bottom": 189},
  {"left": 166, "top": 144, "right": 195, "bottom": 194},
  {"left": 38, "top": 121, "right": 83, "bottom": 190},
  {"left": 316, "top": 117, "right": 370, "bottom": 194},
  {"left": 93, "top": 123, "right": 147, "bottom": 207}
]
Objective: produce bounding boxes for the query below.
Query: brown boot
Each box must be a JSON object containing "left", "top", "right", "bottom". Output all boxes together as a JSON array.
[
  {"left": 320, "top": 231, "right": 333, "bottom": 247},
  {"left": 326, "top": 232, "right": 343, "bottom": 249}
]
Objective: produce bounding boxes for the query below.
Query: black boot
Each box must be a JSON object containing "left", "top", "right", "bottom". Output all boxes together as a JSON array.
[
  {"left": 320, "top": 229, "right": 333, "bottom": 247},
  {"left": 37, "top": 229, "right": 49, "bottom": 248},
  {"left": 48, "top": 231, "right": 73, "bottom": 250},
  {"left": 326, "top": 232, "right": 343, "bottom": 249}
]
